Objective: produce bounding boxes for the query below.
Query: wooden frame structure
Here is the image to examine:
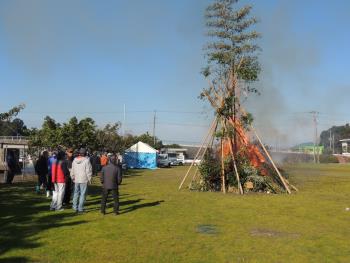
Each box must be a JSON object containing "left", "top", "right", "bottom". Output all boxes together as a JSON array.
[{"left": 179, "top": 69, "right": 296, "bottom": 194}]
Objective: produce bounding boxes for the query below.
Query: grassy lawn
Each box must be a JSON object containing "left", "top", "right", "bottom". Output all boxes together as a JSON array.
[{"left": 1, "top": 164, "right": 350, "bottom": 263}]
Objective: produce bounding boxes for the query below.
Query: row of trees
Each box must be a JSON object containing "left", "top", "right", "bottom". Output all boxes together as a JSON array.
[
  {"left": 29, "top": 116, "right": 164, "bottom": 152},
  {"left": 1, "top": 104, "right": 164, "bottom": 153},
  {"left": 0, "top": 104, "right": 30, "bottom": 137}
]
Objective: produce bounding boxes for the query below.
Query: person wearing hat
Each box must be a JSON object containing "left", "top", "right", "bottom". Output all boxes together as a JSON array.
[{"left": 70, "top": 148, "right": 92, "bottom": 213}]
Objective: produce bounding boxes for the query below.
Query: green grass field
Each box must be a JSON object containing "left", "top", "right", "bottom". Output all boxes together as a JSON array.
[{"left": 1, "top": 164, "right": 350, "bottom": 263}]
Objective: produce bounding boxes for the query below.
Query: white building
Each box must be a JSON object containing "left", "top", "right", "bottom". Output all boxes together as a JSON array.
[{"left": 339, "top": 139, "right": 350, "bottom": 156}]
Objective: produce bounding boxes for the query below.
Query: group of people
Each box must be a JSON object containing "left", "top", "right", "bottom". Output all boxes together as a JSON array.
[{"left": 35, "top": 148, "right": 122, "bottom": 215}]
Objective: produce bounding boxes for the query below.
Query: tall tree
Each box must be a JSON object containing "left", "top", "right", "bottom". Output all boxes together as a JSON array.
[
  {"left": 0, "top": 104, "right": 27, "bottom": 136},
  {"left": 61, "top": 117, "right": 80, "bottom": 149},
  {"left": 201, "top": 0, "right": 261, "bottom": 122},
  {"left": 200, "top": 0, "right": 261, "bottom": 158},
  {"left": 77, "top": 118, "right": 97, "bottom": 150},
  {"left": 0, "top": 104, "right": 25, "bottom": 122},
  {"left": 39, "top": 116, "right": 63, "bottom": 149},
  {"left": 203, "top": 0, "right": 261, "bottom": 84},
  {"left": 0, "top": 118, "right": 30, "bottom": 136},
  {"left": 183, "top": 0, "right": 293, "bottom": 195},
  {"left": 95, "top": 123, "right": 123, "bottom": 152},
  {"left": 137, "top": 132, "right": 163, "bottom": 150}
]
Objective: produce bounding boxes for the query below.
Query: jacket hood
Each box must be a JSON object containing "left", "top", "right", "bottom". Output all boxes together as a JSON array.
[{"left": 73, "top": 156, "right": 87, "bottom": 165}]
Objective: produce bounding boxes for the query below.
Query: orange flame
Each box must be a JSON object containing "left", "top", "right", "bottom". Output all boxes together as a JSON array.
[{"left": 221, "top": 117, "right": 268, "bottom": 176}]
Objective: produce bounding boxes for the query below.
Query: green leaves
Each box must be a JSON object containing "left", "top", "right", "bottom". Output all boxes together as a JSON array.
[
  {"left": 203, "top": 0, "right": 261, "bottom": 82},
  {"left": 0, "top": 104, "right": 25, "bottom": 122},
  {"left": 30, "top": 116, "right": 97, "bottom": 150},
  {"left": 29, "top": 116, "right": 163, "bottom": 152}
]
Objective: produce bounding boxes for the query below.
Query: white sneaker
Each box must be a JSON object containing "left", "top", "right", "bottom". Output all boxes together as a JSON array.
[{"left": 46, "top": 191, "right": 50, "bottom": 197}]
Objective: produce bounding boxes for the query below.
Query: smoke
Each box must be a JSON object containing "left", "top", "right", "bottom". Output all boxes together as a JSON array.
[{"left": 244, "top": 0, "right": 322, "bottom": 147}]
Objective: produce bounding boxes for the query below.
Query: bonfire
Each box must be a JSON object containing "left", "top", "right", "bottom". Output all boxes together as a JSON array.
[
  {"left": 178, "top": 71, "right": 297, "bottom": 195},
  {"left": 179, "top": 0, "right": 297, "bottom": 194}
]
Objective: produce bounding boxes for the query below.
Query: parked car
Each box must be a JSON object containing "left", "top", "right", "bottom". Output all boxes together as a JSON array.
[
  {"left": 157, "top": 153, "right": 178, "bottom": 167},
  {"left": 184, "top": 159, "right": 202, "bottom": 166}
]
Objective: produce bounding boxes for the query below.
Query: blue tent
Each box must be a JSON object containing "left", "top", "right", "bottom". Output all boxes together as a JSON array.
[{"left": 124, "top": 141, "right": 157, "bottom": 169}]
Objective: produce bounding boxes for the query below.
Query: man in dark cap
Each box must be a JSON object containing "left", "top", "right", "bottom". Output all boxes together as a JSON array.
[
  {"left": 71, "top": 148, "right": 92, "bottom": 213},
  {"left": 100, "top": 155, "right": 122, "bottom": 215}
]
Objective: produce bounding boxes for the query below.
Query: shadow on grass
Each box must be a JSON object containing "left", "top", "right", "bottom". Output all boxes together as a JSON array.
[
  {"left": 0, "top": 183, "right": 87, "bottom": 258},
  {"left": 123, "top": 169, "right": 144, "bottom": 178},
  {"left": 85, "top": 185, "right": 164, "bottom": 215},
  {"left": 0, "top": 256, "right": 31, "bottom": 262},
  {"left": 120, "top": 200, "right": 164, "bottom": 214}
]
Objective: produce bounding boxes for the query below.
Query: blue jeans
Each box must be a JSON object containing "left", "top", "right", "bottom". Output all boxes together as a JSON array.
[{"left": 72, "top": 183, "right": 88, "bottom": 212}]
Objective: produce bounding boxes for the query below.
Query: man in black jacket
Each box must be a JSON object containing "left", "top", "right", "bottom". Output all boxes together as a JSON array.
[
  {"left": 5, "top": 151, "right": 17, "bottom": 184},
  {"left": 90, "top": 152, "right": 101, "bottom": 177},
  {"left": 34, "top": 151, "right": 49, "bottom": 193},
  {"left": 100, "top": 155, "right": 121, "bottom": 215},
  {"left": 62, "top": 148, "right": 74, "bottom": 206}
]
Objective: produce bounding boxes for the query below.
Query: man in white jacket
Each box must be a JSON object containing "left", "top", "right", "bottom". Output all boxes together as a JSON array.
[{"left": 71, "top": 148, "right": 92, "bottom": 213}]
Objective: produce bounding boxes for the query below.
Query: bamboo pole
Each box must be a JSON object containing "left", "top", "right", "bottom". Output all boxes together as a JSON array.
[
  {"left": 284, "top": 177, "right": 299, "bottom": 192},
  {"left": 227, "top": 132, "right": 244, "bottom": 195},
  {"left": 191, "top": 122, "right": 218, "bottom": 184},
  {"left": 220, "top": 136, "right": 226, "bottom": 193},
  {"left": 251, "top": 125, "right": 291, "bottom": 194},
  {"left": 178, "top": 118, "right": 217, "bottom": 190}
]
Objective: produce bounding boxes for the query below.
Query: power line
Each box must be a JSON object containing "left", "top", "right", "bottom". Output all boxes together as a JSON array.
[
  {"left": 309, "top": 111, "right": 319, "bottom": 163},
  {"left": 153, "top": 110, "right": 156, "bottom": 146},
  {"left": 19, "top": 109, "right": 207, "bottom": 115},
  {"left": 126, "top": 122, "right": 211, "bottom": 128}
]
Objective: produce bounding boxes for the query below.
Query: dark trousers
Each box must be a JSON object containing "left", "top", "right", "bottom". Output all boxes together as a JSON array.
[
  {"left": 37, "top": 173, "right": 47, "bottom": 188},
  {"left": 63, "top": 177, "right": 72, "bottom": 205},
  {"left": 101, "top": 188, "right": 119, "bottom": 214},
  {"left": 5, "top": 170, "right": 15, "bottom": 184},
  {"left": 47, "top": 175, "right": 53, "bottom": 191}
]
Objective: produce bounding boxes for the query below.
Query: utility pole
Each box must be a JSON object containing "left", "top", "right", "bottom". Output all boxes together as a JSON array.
[
  {"left": 153, "top": 110, "right": 156, "bottom": 147},
  {"left": 329, "top": 130, "right": 332, "bottom": 153},
  {"left": 310, "top": 111, "right": 319, "bottom": 163}
]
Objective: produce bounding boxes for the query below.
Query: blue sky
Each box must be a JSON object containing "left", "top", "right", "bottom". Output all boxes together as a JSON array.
[{"left": 0, "top": 0, "right": 349, "bottom": 146}]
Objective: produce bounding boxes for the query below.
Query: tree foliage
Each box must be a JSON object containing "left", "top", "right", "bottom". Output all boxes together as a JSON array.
[
  {"left": 0, "top": 118, "right": 30, "bottom": 136},
  {"left": 320, "top": 124, "right": 350, "bottom": 154},
  {"left": 95, "top": 123, "right": 123, "bottom": 152},
  {"left": 0, "top": 104, "right": 25, "bottom": 122},
  {"left": 203, "top": 0, "right": 261, "bottom": 84},
  {"left": 200, "top": 0, "right": 261, "bottom": 127},
  {"left": 29, "top": 116, "right": 163, "bottom": 152},
  {"left": 0, "top": 104, "right": 28, "bottom": 136}
]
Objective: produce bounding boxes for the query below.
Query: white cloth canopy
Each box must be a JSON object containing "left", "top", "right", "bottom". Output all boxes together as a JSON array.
[{"left": 125, "top": 141, "right": 157, "bottom": 153}]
